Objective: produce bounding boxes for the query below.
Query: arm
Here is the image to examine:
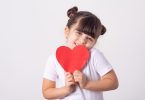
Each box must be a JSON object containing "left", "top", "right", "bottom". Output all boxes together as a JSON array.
[
  {"left": 42, "top": 72, "right": 75, "bottom": 99},
  {"left": 85, "top": 70, "right": 119, "bottom": 91},
  {"left": 73, "top": 70, "right": 119, "bottom": 91}
]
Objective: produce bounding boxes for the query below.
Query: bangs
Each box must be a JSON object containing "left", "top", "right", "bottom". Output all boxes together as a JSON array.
[{"left": 76, "top": 16, "right": 101, "bottom": 38}]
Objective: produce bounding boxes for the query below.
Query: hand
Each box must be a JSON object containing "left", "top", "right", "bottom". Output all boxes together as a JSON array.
[
  {"left": 65, "top": 72, "right": 76, "bottom": 94},
  {"left": 73, "top": 70, "right": 88, "bottom": 88}
]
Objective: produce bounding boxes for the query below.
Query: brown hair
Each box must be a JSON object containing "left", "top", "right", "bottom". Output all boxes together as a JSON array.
[{"left": 66, "top": 6, "right": 106, "bottom": 39}]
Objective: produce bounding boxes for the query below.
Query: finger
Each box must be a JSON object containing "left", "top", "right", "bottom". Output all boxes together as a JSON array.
[
  {"left": 65, "top": 72, "right": 71, "bottom": 76},
  {"left": 74, "top": 70, "right": 82, "bottom": 76},
  {"left": 68, "top": 82, "right": 75, "bottom": 86},
  {"left": 67, "top": 74, "right": 74, "bottom": 79},
  {"left": 66, "top": 78, "right": 75, "bottom": 84},
  {"left": 67, "top": 77, "right": 74, "bottom": 82},
  {"left": 66, "top": 75, "right": 75, "bottom": 81},
  {"left": 74, "top": 78, "right": 79, "bottom": 82},
  {"left": 73, "top": 75, "right": 80, "bottom": 82},
  {"left": 66, "top": 72, "right": 73, "bottom": 78},
  {"left": 66, "top": 82, "right": 75, "bottom": 87},
  {"left": 73, "top": 70, "right": 79, "bottom": 74},
  {"left": 73, "top": 73, "right": 81, "bottom": 79}
]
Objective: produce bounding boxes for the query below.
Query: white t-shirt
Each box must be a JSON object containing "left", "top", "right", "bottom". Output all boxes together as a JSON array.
[{"left": 43, "top": 47, "right": 113, "bottom": 100}]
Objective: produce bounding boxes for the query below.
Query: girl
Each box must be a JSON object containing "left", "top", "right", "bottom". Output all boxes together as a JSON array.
[{"left": 42, "top": 6, "right": 119, "bottom": 100}]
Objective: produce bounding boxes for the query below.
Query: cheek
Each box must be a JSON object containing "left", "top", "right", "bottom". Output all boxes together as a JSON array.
[
  {"left": 67, "top": 37, "right": 77, "bottom": 44},
  {"left": 69, "top": 37, "right": 76, "bottom": 42},
  {"left": 69, "top": 35, "right": 78, "bottom": 41},
  {"left": 86, "top": 42, "right": 95, "bottom": 49},
  {"left": 86, "top": 45, "right": 92, "bottom": 49}
]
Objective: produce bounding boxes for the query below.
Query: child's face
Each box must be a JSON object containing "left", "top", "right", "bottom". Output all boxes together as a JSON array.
[{"left": 64, "top": 24, "right": 97, "bottom": 49}]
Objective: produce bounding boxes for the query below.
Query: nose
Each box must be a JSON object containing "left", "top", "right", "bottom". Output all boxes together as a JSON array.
[{"left": 79, "top": 37, "right": 87, "bottom": 45}]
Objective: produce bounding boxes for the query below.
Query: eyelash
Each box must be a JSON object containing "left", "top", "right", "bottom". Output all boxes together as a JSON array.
[
  {"left": 87, "top": 37, "right": 93, "bottom": 41},
  {"left": 75, "top": 31, "right": 93, "bottom": 41},
  {"left": 76, "top": 31, "right": 82, "bottom": 35}
]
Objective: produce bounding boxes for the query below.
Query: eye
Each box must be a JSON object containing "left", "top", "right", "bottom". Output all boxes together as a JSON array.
[
  {"left": 87, "top": 37, "right": 94, "bottom": 42},
  {"left": 75, "top": 31, "right": 82, "bottom": 35},
  {"left": 88, "top": 37, "right": 92, "bottom": 40},
  {"left": 76, "top": 31, "right": 81, "bottom": 34}
]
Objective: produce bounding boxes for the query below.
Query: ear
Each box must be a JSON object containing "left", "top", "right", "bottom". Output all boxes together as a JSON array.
[{"left": 64, "top": 26, "right": 70, "bottom": 39}]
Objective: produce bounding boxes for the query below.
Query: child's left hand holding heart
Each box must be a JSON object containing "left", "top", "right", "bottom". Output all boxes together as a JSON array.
[{"left": 73, "top": 70, "right": 88, "bottom": 88}]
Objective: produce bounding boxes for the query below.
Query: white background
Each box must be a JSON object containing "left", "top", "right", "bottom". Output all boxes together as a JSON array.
[{"left": 0, "top": 0, "right": 145, "bottom": 100}]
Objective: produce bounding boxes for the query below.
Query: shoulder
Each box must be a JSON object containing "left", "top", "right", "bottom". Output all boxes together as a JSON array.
[
  {"left": 89, "top": 47, "right": 108, "bottom": 63},
  {"left": 90, "top": 47, "right": 103, "bottom": 57},
  {"left": 45, "top": 50, "right": 58, "bottom": 65},
  {"left": 47, "top": 53, "right": 55, "bottom": 60},
  {"left": 47, "top": 46, "right": 60, "bottom": 60}
]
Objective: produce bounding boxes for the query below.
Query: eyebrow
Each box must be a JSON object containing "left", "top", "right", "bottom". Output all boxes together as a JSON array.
[
  {"left": 75, "top": 29, "right": 80, "bottom": 32},
  {"left": 75, "top": 29, "right": 94, "bottom": 39}
]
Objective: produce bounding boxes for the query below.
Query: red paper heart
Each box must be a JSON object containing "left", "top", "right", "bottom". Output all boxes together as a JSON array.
[{"left": 56, "top": 45, "right": 90, "bottom": 73}]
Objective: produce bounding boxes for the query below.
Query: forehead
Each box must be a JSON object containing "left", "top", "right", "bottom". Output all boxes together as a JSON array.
[
  {"left": 69, "top": 22, "right": 79, "bottom": 30},
  {"left": 69, "top": 23, "right": 93, "bottom": 37},
  {"left": 69, "top": 24, "right": 95, "bottom": 39}
]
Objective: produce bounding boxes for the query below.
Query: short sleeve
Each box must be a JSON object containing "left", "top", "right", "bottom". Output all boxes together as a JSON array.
[
  {"left": 43, "top": 54, "right": 57, "bottom": 81},
  {"left": 93, "top": 49, "right": 113, "bottom": 76}
]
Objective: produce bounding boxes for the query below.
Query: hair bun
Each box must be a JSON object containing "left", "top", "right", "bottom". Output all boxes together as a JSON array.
[
  {"left": 101, "top": 25, "right": 106, "bottom": 35},
  {"left": 67, "top": 6, "right": 78, "bottom": 18}
]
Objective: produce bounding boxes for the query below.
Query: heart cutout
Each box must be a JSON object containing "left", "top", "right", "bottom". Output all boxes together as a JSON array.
[{"left": 56, "top": 45, "right": 90, "bottom": 73}]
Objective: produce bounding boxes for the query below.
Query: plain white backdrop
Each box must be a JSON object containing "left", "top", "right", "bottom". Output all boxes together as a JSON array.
[{"left": 0, "top": 0, "right": 145, "bottom": 100}]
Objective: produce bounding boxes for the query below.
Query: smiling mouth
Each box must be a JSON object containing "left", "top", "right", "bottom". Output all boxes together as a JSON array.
[
  {"left": 74, "top": 42, "right": 79, "bottom": 46},
  {"left": 74, "top": 43, "right": 77, "bottom": 46},
  {"left": 74, "top": 42, "right": 84, "bottom": 46}
]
